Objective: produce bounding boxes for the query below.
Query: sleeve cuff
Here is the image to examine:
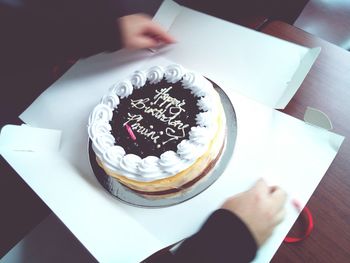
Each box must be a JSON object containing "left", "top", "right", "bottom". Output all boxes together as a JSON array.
[{"left": 174, "top": 209, "right": 258, "bottom": 263}]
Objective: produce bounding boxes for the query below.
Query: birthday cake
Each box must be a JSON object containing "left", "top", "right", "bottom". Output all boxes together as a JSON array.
[{"left": 88, "top": 64, "right": 226, "bottom": 196}]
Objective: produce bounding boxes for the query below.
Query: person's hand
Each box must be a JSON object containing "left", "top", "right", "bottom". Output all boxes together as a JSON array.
[
  {"left": 118, "top": 14, "right": 175, "bottom": 50},
  {"left": 221, "top": 179, "right": 287, "bottom": 247}
]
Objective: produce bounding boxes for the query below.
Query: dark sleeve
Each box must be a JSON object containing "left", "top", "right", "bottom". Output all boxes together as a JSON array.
[
  {"left": 146, "top": 209, "right": 257, "bottom": 263},
  {"left": 0, "top": 0, "right": 124, "bottom": 73}
]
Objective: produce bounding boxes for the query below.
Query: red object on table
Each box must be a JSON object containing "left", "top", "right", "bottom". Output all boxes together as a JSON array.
[{"left": 284, "top": 200, "right": 314, "bottom": 243}]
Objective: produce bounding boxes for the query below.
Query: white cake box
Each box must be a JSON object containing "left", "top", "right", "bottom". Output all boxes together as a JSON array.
[
  {"left": 152, "top": 0, "right": 321, "bottom": 109},
  {"left": 0, "top": 1, "right": 344, "bottom": 262}
]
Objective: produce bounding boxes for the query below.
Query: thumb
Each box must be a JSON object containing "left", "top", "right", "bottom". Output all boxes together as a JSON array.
[
  {"left": 129, "top": 36, "right": 160, "bottom": 49},
  {"left": 252, "top": 178, "right": 269, "bottom": 196}
]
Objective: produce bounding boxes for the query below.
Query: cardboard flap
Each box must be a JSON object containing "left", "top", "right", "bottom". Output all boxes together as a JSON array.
[
  {"left": 0, "top": 124, "right": 61, "bottom": 153},
  {"left": 153, "top": 0, "right": 320, "bottom": 109},
  {"left": 276, "top": 48, "right": 321, "bottom": 108},
  {"left": 152, "top": 0, "right": 182, "bottom": 30},
  {"left": 304, "top": 106, "right": 333, "bottom": 130}
]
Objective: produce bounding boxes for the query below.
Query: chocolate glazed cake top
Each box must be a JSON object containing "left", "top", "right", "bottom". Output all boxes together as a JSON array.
[
  {"left": 88, "top": 64, "right": 220, "bottom": 182},
  {"left": 110, "top": 78, "right": 201, "bottom": 158}
]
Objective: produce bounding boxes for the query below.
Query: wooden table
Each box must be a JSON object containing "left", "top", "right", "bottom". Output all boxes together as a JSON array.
[{"left": 261, "top": 21, "right": 350, "bottom": 263}]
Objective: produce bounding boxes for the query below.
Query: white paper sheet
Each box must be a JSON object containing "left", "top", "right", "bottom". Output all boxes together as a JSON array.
[
  {"left": 1, "top": 150, "right": 163, "bottom": 263},
  {"left": 5, "top": 57, "right": 342, "bottom": 261}
]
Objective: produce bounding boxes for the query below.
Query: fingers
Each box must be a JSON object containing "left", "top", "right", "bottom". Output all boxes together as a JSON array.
[
  {"left": 253, "top": 179, "right": 287, "bottom": 208},
  {"left": 252, "top": 178, "right": 269, "bottom": 194},
  {"left": 269, "top": 185, "right": 278, "bottom": 193},
  {"left": 131, "top": 36, "right": 159, "bottom": 49},
  {"left": 221, "top": 179, "right": 287, "bottom": 247},
  {"left": 118, "top": 13, "right": 176, "bottom": 50},
  {"left": 253, "top": 179, "right": 287, "bottom": 220},
  {"left": 144, "top": 22, "right": 176, "bottom": 44},
  {"left": 270, "top": 186, "right": 287, "bottom": 212}
]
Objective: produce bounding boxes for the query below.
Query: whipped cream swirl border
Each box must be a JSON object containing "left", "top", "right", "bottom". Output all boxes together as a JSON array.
[{"left": 88, "top": 64, "right": 218, "bottom": 182}]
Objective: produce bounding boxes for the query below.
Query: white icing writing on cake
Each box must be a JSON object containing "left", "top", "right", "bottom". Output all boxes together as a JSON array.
[
  {"left": 123, "top": 113, "right": 160, "bottom": 143},
  {"left": 163, "top": 127, "right": 184, "bottom": 145},
  {"left": 153, "top": 87, "right": 186, "bottom": 111},
  {"left": 125, "top": 86, "right": 190, "bottom": 145}
]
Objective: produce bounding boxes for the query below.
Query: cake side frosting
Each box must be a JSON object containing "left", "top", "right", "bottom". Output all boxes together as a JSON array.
[
  {"left": 101, "top": 97, "right": 226, "bottom": 194},
  {"left": 88, "top": 64, "right": 220, "bottom": 182}
]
